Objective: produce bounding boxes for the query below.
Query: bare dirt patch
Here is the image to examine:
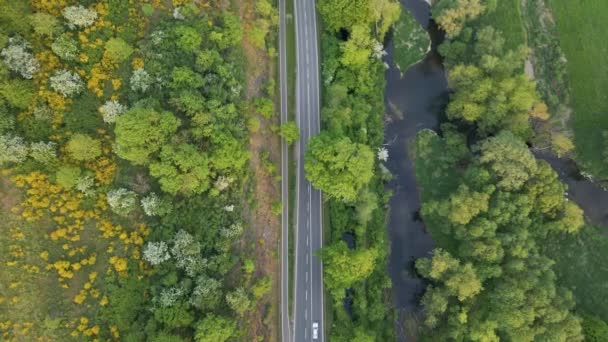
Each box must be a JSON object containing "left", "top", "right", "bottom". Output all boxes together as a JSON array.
[{"left": 237, "top": 0, "right": 281, "bottom": 340}]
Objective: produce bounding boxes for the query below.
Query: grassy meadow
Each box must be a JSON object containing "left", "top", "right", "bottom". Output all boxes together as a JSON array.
[{"left": 547, "top": 0, "right": 608, "bottom": 178}]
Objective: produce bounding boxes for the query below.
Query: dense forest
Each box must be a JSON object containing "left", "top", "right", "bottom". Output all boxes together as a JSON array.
[
  {"left": 0, "top": 0, "right": 280, "bottom": 341},
  {"left": 412, "top": 0, "right": 608, "bottom": 340}
]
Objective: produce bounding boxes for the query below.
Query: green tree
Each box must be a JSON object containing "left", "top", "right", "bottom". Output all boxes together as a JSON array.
[
  {"left": 305, "top": 133, "right": 374, "bottom": 202},
  {"left": 582, "top": 314, "right": 608, "bottom": 342},
  {"left": 66, "top": 134, "right": 102, "bottom": 161},
  {"left": 150, "top": 144, "right": 210, "bottom": 195},
  {"left": 340, "top": 25, "right": 373, "bottom": 68},
  {"left": 55, "top": 166, "right": 81, "bottom": 189},
  {"left": 153, "top": 300, "right": 194, "bottom": 329},
  {"left": 432, "top": 0, "right": 486, "bottom": 37},
  {"left": 175, "top": 26, "right": 202, "bottom": 52},
  {"left": 194, "top": 314, "right": 237, "bottom": 342},
  {"left": 104, "top": 37, "right": 133, "bottom": 63},
  {"left": 226, "top": 287, "right": 252, "bottom": 315},
  {"left": 30, "top": 12, "right": 61, "bottom": 37},
  {"left": 1, "top": 79, "right": 35, "bottom": 109},
  {"left": 320, "top": 241, "right": 378, "bottom": 299},
  {"left": 279, "top": 121, "right": 300, "bottom": 144},
  {"left": 114, "top": 107, "right": 180, "bottom": 165},
  {"left": 478, "top": 131, "right": 537, "bottom": 191}
]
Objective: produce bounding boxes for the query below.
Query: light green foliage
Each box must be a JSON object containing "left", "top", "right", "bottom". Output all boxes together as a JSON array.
[
  {"left": 210, "top": 13, "right": 243, "bottom": 49},
  {"left": 29, "top": 141, "right": 57, "bottom": 165},
  {"left": 51, "top": 34, "right": 79, "bottom": 61},
  {"left": 432, "top": 0, "right": 487, "bottom": 37},
  {"left": 104, "top": 37, "right": 133, "bottom": 63},
  {"left": 114, "top": 107, "right": 180, "bottom": 165},
  {"left": 340, "top": 25, "right": 373, "bottom": 68},
  {"left": 153, "top": 300, "right": 194, "bottom": 329},
  {"left": 393, "top": 8, "right": 429, "bottom": 73},
  {"left": 225, "top": 287, "right": 252, "bottom": 315},
  {"left": 171, "top": 67, "right": 203, "bottom": 89},
  {"left": 0, "top": 79, "right": 35, "bottom": 109},
  {"left": 320, "top": 241, "right": 378, "bottom": 300},
  {"left": 305, "top": 133, "right": 374, "bottom": 202},
  {"left": 30, "top": 13, "right": 61, "bottom": 37},
  {"left": 254, "top": 97, "right": 274, "bottom": 119},
  {"left": 252, "top": 276, "right": 272, "bottom": 299},
  {"left": 417, "top": 249, "right": 482, "bottom": 301},
  {"left": 194, "top": 315, "right": 237, "bottom": 342},
  {"left": 478, "top": 131, "right": 537, "bottom": 190},
  {"left": 415, "top": 128, "right": 584, "bottom": 340},
  {"left": 318, "top": 0, "right": 400, "bottom": 39},
  {"left": 149, "top": 144, "right": 210, "bottom": 196},
  {"left": 175, "top": 26, "right": 202, "bottom": 52},
  {"left": 551, "top": 132, "right": 575, "bottom": 157},
  {"left": 279, "top": 121, "right": 299, "bottom": 144},
  {"left": 55, "top": 166, "right": 81, "bottom": 189},
  {"left": 66, "top": 134, "right": 101, "bottom": 161},
  {"left": 0, "top": 134, "right": 28, "bottom": 165}
]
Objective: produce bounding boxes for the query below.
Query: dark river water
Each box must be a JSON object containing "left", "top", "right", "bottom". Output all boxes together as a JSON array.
[
  {"left": 384, "top": 0, "right": 608, "bottom": 340},
  {"left": 384, "top": 0, "right": 447, "bottom": 338}
]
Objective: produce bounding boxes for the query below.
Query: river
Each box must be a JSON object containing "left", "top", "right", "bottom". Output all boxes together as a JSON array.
[
  {"left": 384, "top": 0, "right": 608, "bottom": 340},
  {"left": 384, "top": 0, "right": 447, "bottom": 339}
]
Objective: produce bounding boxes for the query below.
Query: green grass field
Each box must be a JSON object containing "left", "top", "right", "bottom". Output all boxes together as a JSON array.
[
  {"left": 545, "top": 225, "right": 608, "bottom": 320},
  {"left": 547, "top": 0, "right": 608, "bottom": 178},
  {"left": 478, "top": 0, "right": 527, "bottom": 50}
]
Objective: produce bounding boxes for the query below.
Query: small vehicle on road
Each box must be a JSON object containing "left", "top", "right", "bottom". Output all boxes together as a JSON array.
[{"left": 312, "top": 322, "right": 319, "bottom": 340}]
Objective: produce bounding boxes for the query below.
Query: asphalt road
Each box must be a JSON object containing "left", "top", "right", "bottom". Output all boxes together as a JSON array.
[
  {"left": 278, "top": 0, "right": 291, "bottom": 339},
  {"left": 292, "top": 0, "right": 324, "bottom": 341}
]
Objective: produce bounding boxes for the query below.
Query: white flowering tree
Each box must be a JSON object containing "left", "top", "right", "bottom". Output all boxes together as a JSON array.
[
  {"left": 130, "top": 68, "right": 152, "bottom": 92},
  {"left": 62, "top": 6, "right": 98, "bottom": 29},
  {"left": 171, "top": 230, "right": 206, "bottom": 277},
  {"left": 158, "top": 286, "right": 184, "bottom": 307},
  {"left": 99, "top": 100, "right": 126, "bottom": 123},
  {"left": 75, "top": 176, "right": 95, "bottom": 196},
  {"left": 106, "top": 188, "right": 137, "bottom": 216},
  {"left": 29, "top": 141, "right": 57, "bottom": 165},
  {"left": 49, "top": 70, "right": 84, "bottom": 97},
  {"left": 377, "top": 147, "right": 389, "bottom": 162},
  {"left": 1, "top": 37, "right": 40, "bottom": 79},
  {"left": 143, "top": 241, "right": 171, "bottom": 266},
  {"left": 220, "top": 222, "right": 243, "bottom": 239},
  {"left": 0, "top": 134, "right": 28, "bottom": 165}
]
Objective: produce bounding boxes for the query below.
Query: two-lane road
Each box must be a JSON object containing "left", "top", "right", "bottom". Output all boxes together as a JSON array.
[{"left": 293, "top": 0, "right": 324, "bottom": 341}]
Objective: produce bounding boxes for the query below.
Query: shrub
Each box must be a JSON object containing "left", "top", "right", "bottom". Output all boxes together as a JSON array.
[
  {"left": 30, "top": 12, "right": 61, "bottom": 37},
  {"left": 1, "top": 37, "right": 39, "bottom": 79},
  {"left": 104, "top": 38, "right": 133, "bottom": 63},
  {"left": 29, "top": 141, "right": 57, "bottom": 165},
  {"left": 66, "top": 134, "right": 101, "bottom": 161},
  {"left": 0, "top": 79, "right": 35, "bottom": 109},
  {"left": 130, "top": 68, "right": 152, "bottom": 93},
  {"left": 99, "top": 100, "right": 126, "bottom": 123},
  {"left": 0, "top": 134, "right": 28, "bottom": 165},
  {"left": 62, "top": 6, "right": 98, "bottom": 29},
  {"left": 49, "top": 70, "right": 84, "bottom": 97},
  {"left": 55, "top": 166, "right": 81, "bottom": 189},
  {"left": 106, "top": 188, "right": 138, "bottom": 216},
  {"left": 51, "top": 34, "right": 79, "bottom": 61},
  {"left": 143, "top": 241, "right": 171, "bottom": 265}
]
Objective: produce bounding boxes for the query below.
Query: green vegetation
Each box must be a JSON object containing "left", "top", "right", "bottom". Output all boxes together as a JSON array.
[
  {"left": 545, "top": 224, "right": 608, "bottom": 321},
  {"left": 0, "top": 0, "right": 278, "bottom": 340},
  {"left": 545, "top": 0, "right": 608, "bottom": 178},
  {"left": 311, "top": 0, "right": 401, "bottom": 339},
  {"left": 393, "top": 9, "right": 429, "bottom": 74},
  {"left": 477, "top": 0, "right": 526, "bottom": 50},
  {"left": 412, "top": 0, "right": 601, "bottom": 339}
]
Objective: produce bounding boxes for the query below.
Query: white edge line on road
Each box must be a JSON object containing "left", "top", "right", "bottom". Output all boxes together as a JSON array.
[{"left": 292, "top": 0, "right": 301, "bottom": 339}]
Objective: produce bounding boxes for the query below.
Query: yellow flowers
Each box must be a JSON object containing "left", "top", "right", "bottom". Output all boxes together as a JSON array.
[
  {"left": 132, "top": 57, "right": 145, "bottom": 69},
  {"left": 109, "top": 256, "right": 128, "bottom": 273}
]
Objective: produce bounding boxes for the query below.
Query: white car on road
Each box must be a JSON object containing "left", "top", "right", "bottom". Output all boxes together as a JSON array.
[{"left": 312, "top": 322, "right": 319, "bottom": 340}]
